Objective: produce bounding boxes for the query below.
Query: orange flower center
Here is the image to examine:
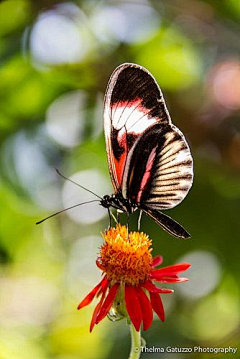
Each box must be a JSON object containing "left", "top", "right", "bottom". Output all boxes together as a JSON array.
[{"left": 97, "top": 224, "right": 153, "bottom": 286}]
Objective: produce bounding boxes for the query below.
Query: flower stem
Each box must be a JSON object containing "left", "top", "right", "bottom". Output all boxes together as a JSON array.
[{"left": 128, "top": 322, "right": 141, "bottom": 359}]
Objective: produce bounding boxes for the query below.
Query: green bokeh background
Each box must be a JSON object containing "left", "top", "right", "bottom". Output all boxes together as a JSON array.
[{"left": 0, "top": 0, "right": 240, "bottom": 358}]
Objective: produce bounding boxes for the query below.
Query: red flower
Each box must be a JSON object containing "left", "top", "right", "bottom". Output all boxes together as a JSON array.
[{"left": 77, "top": 225, "right": 190, "bottom": 332}]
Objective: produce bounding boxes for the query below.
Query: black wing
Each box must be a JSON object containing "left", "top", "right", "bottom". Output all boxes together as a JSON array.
[{"left": 141, "top": 208, "right": 191, "bottom": 239}]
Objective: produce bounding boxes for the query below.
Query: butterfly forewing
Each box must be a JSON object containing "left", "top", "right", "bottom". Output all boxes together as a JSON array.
[{"left": 104, "top": 63, "right": 170, "bottom": 192}]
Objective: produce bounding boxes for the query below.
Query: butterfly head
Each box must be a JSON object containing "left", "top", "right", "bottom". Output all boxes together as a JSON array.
[{"left": 100, "top": 195, "right": 112, "bottom": 209}]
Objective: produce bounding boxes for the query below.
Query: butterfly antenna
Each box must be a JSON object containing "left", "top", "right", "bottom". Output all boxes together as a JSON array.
[
  {"left": 55, "top": 169, "right": 103, "bottom": 200},
  {"left": 36, "top": 199, "right": 100, "bottom": 225}
]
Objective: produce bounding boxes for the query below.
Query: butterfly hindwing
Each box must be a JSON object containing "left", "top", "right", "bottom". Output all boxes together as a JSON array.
[
  {"left": 104, "top": 63, "right": 170, "bottom": 192},
  {"left": 122, "top": 123, "right": 193, "bottom": 209},
  {"left": 141, "top": 207, "right": 191, "bottom": 239}
]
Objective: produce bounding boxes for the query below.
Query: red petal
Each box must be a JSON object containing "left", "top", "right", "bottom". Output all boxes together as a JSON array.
[
  {"left": 90, "top": 298, "right": 103, "bottom": 332},
  {"left": 150, "top": 292, "right": 165, "bottom": 322},
  {"left": 96, "top": 277, "right": 109, "bottom": 297},
  {"left": 125, "top": 286, "right": 142, "bottom": 331},
  {"left": 151, "top": 263, "right": 191, "bottom": 277},
  {"left": 152, "top": 256, "right": 163, "bottom": 268},
  {"left": 96, "top": 283, "right": 119, "bottom": 324},
  {"left": 96, "top": 258, "right": 105, "bottom": 270},
  {"left": 142, "top": 280, "right": 174, "bottom": 294},
  {"left": 153, "top": 276, "right": 189, "bottom": 283},
  {"left": 136, "top": 287, "right": 153, "bottom": 331},
  {"left": 77, "top": 277, "right": 108, "bottom": 310},
  {"left": 90, "top": 282, "right": 108, "bottom": 332}
]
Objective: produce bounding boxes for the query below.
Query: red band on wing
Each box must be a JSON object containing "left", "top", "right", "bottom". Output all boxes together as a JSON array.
[
  {"left": 137, "top": 146, "right": 157, "bottom": 203},
  {"left": 114, "top": 129, "right": 127, "bottom": 187}
]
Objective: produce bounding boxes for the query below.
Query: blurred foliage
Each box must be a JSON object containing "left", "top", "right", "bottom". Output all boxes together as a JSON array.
[{"left": 0, "top": 0, "right": 240, "bottom": 358}]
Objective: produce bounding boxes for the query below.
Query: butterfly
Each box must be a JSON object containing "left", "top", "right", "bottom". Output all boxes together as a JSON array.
[{"left": 100, "top": 63, "right": 193, "bottom": 239}]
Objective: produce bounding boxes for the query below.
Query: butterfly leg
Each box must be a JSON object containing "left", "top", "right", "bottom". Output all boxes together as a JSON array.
[
  {"left": 138, "top": 210, "right": 143, "bottom": 231},
  {"left": 110, "top": 211, "right": 118, "bottom": 224},
  {"left": 107, "top": 208, "right": 112, "bottom": 229},
  {"left": 126, "top": 212, "right": 130, "bottom": 231}
]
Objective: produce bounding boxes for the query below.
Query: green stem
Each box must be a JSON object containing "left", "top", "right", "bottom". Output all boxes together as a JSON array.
[{"left": 128, "top": 322, "right": 141, "bottom": 359}]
